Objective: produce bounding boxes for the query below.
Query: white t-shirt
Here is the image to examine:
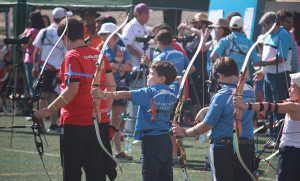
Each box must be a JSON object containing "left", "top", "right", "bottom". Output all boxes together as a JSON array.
[
  {"left": 280, "top": 106, "right": 300, "bottom": 149},
  {"left": 33, "top": 23, "right": 66, "bottom": 70},
  {"left": 121, "top": 18, "right": 150, "bottom": 71}
]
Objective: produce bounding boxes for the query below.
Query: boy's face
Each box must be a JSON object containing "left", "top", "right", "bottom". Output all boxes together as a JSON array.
[
  {"left": 147, "top": 68, "right": 163, "bottom": 87},
  {"left": 289, "top": 80, "right": 300, "bottom": 101}
]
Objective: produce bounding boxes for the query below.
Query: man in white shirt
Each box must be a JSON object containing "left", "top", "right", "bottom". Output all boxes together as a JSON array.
[
  {"left": 122, "top": 3, "right": 152, "bottom": 120},
  {"left": 32, "top": 7, "right": 72, "bottom": 133}
]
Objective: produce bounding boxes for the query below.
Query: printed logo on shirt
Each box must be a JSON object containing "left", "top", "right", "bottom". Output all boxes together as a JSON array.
[{"left": 83, "top": 54, "right": 99, "bottom": 60}]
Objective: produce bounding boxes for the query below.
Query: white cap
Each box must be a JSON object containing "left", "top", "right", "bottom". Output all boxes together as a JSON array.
[
  {"left": 290, "top": 72, "right": 300, "bottom": 88},
  {"left": 98, "top": 23, "right": 117, "bottom": 35},
  {"left": 52, "top": 7, "right": 73, "bottom": 19},
  {"left": 230, "top": 16, "right": 243, "bottom": 29}
]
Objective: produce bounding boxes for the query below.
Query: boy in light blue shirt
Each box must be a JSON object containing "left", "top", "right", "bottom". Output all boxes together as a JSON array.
[{"left": 91, "top": 61, "right": 180, "bottom": 181}]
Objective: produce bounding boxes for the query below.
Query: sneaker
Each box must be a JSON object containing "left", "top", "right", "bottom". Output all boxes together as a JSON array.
[
  {"left": 115, "top": 151, "right": 133, "bottom": 160},
  {"left": 47, "top": 124, "right": 60, "bottom": 133}
]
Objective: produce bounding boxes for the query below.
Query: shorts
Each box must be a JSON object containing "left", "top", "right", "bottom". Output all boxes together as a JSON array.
[{"left": 42, "top": 70, "right": 57, "bottom": 93}]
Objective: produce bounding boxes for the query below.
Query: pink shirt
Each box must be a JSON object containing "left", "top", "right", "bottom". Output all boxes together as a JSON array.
[{"left": 24, "top": 28, "right": 39, "bottom": 64}]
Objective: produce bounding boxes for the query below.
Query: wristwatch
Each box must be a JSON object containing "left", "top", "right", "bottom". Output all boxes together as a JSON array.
[{"left": 262, "top": 61, "right": 266, "bottom": 67}]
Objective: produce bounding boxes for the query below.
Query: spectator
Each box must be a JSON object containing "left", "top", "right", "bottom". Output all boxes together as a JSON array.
[
  {"left": 20, "top": 11, "right": 45, "bottom": 97},
  {"left": 206, "top": 18, "right": 231, "bottom": 84},
  {"left": 98, "top": 23, "right": 133, "bottom": 160},
  {"left": 122, "top": 3, "right": 152, "bottom": 121},
  {"left": 277, "top": 9, "right": 298, "bottom": 74},
  {"left": 42, "top": 15, "right": 51, "bottom": 27},
  {"left": 177, "top": 12, "right": 212, "bottom": 113},
  {"left": 210, "top": 16, "right": 262, "bottom": 84},
  {"left": 256, "top": 12, "right": 291, "bottom": 148},
  {"left": 84, "top": 9, "right": 102, "bottom": 48}
]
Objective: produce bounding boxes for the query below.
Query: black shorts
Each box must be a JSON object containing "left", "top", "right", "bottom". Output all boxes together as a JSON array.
[
  {"left": 112, "top": 87, "right": 128, "bottom": 106},
  {"left": 42, "top": 70, "right": 57, "bottom": 93}
]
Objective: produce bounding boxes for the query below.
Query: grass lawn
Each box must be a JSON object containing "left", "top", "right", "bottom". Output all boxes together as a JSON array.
[{"left": 0, "top": 116, "right": 277, "bottom": 180}]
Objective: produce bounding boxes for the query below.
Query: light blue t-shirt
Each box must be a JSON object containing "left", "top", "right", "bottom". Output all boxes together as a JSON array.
[
  {"left": 204, "top": 82, "right": 256, "bottom": 140},
  {"left": 213, "top": 32, "right": 259, "bottom": 82},
  {"left": 103, "top": 44, "right": 131, "bottom": 87},
  {"left": 262, "top": 26, "right": 291, "bottom": 73},
  {"left": 153, "top": 47, "right": 190, "bottom": 76},
  {"left": 131, "top": 81, "right": 180, "bottom": 140}
]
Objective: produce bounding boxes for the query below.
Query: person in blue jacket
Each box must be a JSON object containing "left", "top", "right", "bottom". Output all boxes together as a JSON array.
[{"left": 91, "top": 61, "right": 180, "bottom": 181}]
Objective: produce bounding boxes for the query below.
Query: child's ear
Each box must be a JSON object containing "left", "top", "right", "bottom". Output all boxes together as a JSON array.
[{"left": 160, "top": 76, "right": 166, "bottom": 83}]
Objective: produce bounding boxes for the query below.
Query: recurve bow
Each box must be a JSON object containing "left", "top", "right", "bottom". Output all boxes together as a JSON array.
[
  {"left": 233, "top": 22, "right": 276, "bottom": 181},
  {"left": 172, "top": 29, "right": 204, "bottom": 181},
  {"left": 91, "top": 14, "right": 129, "bottom": 173}
]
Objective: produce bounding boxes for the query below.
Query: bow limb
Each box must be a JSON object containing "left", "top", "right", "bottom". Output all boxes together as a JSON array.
[
  {"left": 92, "top": 14, "right": 129, "bottom": 173},
  {"left": 234, "top": 22, "right": 277, "bottom": 136},
  {"left": 233, "top": 22, "right": 277, "bottom": 181}
]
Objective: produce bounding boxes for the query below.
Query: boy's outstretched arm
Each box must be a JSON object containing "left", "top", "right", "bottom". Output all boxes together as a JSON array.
[{"left": 91, "top": 88, "right": 132, "bottom": 100}]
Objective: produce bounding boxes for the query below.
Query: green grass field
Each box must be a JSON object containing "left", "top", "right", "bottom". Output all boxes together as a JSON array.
[{"left": 0, "top": 116, "right": 277, "bottom": 181}]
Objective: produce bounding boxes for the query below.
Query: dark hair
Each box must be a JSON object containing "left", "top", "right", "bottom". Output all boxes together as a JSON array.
[
  {"left": 29, "top": 11, "right": 45, "bottom": 30},
  {"left": 277, "top": 9, "right": 294, "bottom": 21},
  {"left": 226, "top": 12, "right": 242, "bottom": 21},
  {"left": 231, "top": 27, "right": 243, "bottom": 32},
  {"left": 54, "top": 18, "right": 61, "bottom": 24},
  {"left": 213, "top": 57, "right": 239, "bottom": 79},
  {"left": 222, "top": 27, "right": 231, "bottom": 37},
  {"left": 293, "top": 11, "right": 300, "bottom": 45},
  {"left": 57, "top": 16, "right": 84, "bottom": 41},
  {"left": 150, "top": 61, "right": 177, "bottom": 85},
  {"left": 42, "top": 15, "right": 51, "bottom": 27},
  {"left": 259, "top": 11, "right": 277, "bottom": 25},
  {"left": 160, "top": 24, "right": 173, "bottom": 35},
  {"left": 156, "top": 30, "right": 172, "bottom": 46}
]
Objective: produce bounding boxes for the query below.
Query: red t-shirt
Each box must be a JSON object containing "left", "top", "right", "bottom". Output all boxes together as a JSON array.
[{"left": 59, "top": 46, "right": 111, "bottom": 126}]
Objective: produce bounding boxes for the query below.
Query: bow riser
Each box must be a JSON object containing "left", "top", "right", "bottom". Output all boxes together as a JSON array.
[{"left": 92, "top": 62, "right": 105, "bottom": 123}]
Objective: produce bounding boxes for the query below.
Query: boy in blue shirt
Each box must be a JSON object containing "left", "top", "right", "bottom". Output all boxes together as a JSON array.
[
  {"left": 91, "top": 61, "right": 180, "bottom": 180},
  {"left": 172, "top": 57, "right": 256, "bottom": 181}
]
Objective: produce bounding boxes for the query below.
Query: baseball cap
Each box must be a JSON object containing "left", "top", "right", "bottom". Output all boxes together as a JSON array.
[
  {"left": 52, "top": 7, "right": 73, "bottom": 19},
  {"left": 98, "top": 23, "right": 117, "bottom": 35},
  {"left": 290, "top": 72, "right": 300, "bottom": 88},
  {"left": 230, "top": 16, "right": 244, "bottom": 29},
  {"left": 134, "top": 3, "right": 153, "bottom": 14},
  {"left": 213, "top": 18, "right": 229, "bottom": 28}
]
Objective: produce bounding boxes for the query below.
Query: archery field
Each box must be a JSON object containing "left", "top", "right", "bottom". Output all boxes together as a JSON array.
[{"left": 0, "top": 116, "right": 278, "bottom": 181}]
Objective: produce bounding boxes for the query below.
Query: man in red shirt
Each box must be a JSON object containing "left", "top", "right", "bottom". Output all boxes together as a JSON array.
[{"left": 34, "top": 16, "right": 117, "bottom": 180}]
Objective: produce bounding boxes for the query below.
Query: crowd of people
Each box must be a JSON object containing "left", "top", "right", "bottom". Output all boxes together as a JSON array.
[{"left": 0, "top": 2, "right": 300, "bottom": 181}]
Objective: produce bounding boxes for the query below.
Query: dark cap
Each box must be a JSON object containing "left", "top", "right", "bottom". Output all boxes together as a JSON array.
[{"left": 134, "top": 3, "right": 153, "bottom": 14}]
